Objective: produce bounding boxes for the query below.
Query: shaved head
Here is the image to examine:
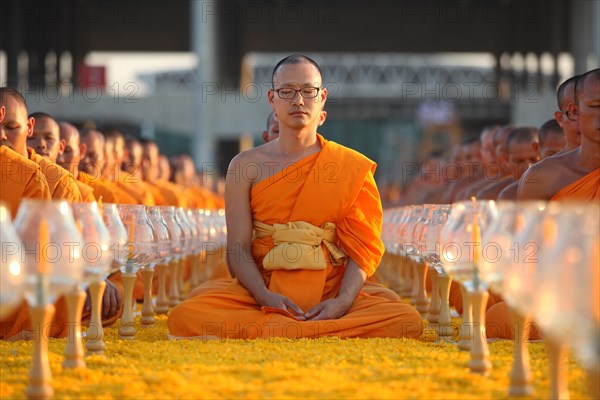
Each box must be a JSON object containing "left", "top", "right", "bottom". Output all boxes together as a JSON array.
[
  {"left": 271, "top": 54, "right": 323, "bottom": 87},
  {"left": 80, "top": 128, "right": 106, "bottom": 177},
  {"left": 57, "top": 121, "right": 82, "bottom": 176}
]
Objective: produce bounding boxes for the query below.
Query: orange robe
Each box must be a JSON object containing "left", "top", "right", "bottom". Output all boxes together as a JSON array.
[
  {"left": 78, "top": 171, "right": 125, "bottom": 204},
  {"left": 551, "top": 168, "right": 600, "bottom": 201},
  {"left": 152, "top": 180, "right": 188, "bottom": 207},
  {"left": 0, "top": 146, "right": 51, "bottom": 217},
  {"left": 114, "top": 171, "right": 155, "bottom": 206},
  {"left": 167, "top": 134, "right": 423, "bottom": 339},
  {"left": 485, "top": 169, "right": 600, "bottom": 340},
  {"left": 142, "top": 181, "right": 165, "bottom": 205},
  {"left": 27, "top": 148, "right": 82, "bottom": 202},
  {"left": 75, "top": 179, "right": 96, "bottom": 202}
]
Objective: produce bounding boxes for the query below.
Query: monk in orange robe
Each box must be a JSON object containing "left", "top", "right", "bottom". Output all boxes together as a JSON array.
[
  {"left": 497, "top": 120, "right": 565, "bottom": 200},
  {"left": 142, "top": 140, "right": 187, "bottom": 207},
  {"left": 168, "top": 56, "right": 422, "bottom": 339},
  {"left": 0, "top": 91, "right": 82, "bottom": 202},
  {"left": 0, "top": 107, "right": 51, "bottom": 216},
  {"left": 476, "top": 126, "right": 539, "bottom": 200},
  {"left": 0, "top": 95, "right": 122, "bottom": 340},
  {"left": 79, "top": 128, "right": 133, "bottom": 204},
  {"left": 489, "top": 68, "right": 600, "bottom": 340},
  {"left": 56, "top": 121, "right": 101, "bottom": 203},
  {"left": 104, "top": 129, "right": 155, "bottom": 206}
]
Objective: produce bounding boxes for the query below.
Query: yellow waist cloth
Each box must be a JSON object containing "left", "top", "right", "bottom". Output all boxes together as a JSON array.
[{"left": 253, "top": 220, "right": 347, "bottom": 270}]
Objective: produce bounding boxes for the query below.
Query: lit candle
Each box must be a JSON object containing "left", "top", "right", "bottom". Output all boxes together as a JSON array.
[
  {"left": 96, "top": 198, "right": 103, "bottom": 218},
  {"left": 128, "top": 219, "right": 135, "bottom": 259},
  {"left": 38, "top": 220, "right": 49, "bottom": 275},
  {"left": 472, "top": 215, "right": 480, "bottom": 265},
  {"left": 470, "top": 197, "right": 480, "bottom": 265}
]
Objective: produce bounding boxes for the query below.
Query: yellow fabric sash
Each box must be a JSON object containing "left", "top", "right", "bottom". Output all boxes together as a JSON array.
[{"left": 253, "top": 220, "right": 347, "bottom": 270}]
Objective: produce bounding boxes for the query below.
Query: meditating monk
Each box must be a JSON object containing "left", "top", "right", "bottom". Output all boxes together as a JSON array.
[
  {"left": 553, "top": 75, "right": 581, "bottom": 155},
  {"left": 172, "top": 154, "right": 224, "bottom": 209},
  {"left": 0, "top": 88, "right": 82, "bottom": 202},
  {"left": 0, "top": 106, "right": 51, "bottom": 217},
  {"left": 104, "top": 128, "right": 155, "bottom": 206},
  {"left": 454, "top": 125, "right": 513, "bottom": 201},
  {"left": 27, "top": 112, "right": 96, "bottom": 202},
  {"left": 78, "top": 128, "right": 135, "bottom": 204},
  {"left": 262, "top": 111, "right": 280, "bottom": 143},
  {"left": 498, "top": 120, "right": 565, "bottom": 200},
  {"left": 58, "top": 122, "right": 119, "bottom": 203},
  {"left": 141, "top": 139, "right": 188, "bottom": 207},
  {"left": 168, "top": 55, "right": 423, "bottom": 339},
  {"left": 538, "top": 119, "right": 567, "bottom": 159},
  {"left": 477, "top": 127, "right": 539, "bottom": 200},
  {"left": 0, "top": 96, "right": 122, "bottom": 340},
  {"left": 185, "top": 111, "right": 400, "bottom": 302},
  {"left": 518, "top": 69, "right": 599, "bottom": 201},
  {"left": 488, "top": 68, "right": 600, "bottom": 340},
  {"left": 440, "top": 136, "right": 486, "bottom": 203}
]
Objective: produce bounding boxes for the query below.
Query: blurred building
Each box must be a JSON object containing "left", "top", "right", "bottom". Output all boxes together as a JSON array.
[{"left": 1, "top": 0, "right": 598, "bottom": 180}]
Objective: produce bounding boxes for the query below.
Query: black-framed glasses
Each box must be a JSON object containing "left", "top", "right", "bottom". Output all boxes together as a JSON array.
[{"left": 274, "top": 87, "right": 321, "bottom": 100}]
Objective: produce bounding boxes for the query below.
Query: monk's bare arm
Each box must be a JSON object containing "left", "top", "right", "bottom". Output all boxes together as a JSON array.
[
  {"left": 225, "top": 153, "right": 304, "bottom": 315},
  {"left": 304, "top": 259, "right": 366, "bottom": 320},
  {"left": 518, "top": 163, "right": 560, "bottom": 200}
]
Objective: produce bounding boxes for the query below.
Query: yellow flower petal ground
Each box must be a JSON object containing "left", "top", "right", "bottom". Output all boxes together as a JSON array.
[{"left": 0, "top": 316, "right": 594, "bottom": 399}]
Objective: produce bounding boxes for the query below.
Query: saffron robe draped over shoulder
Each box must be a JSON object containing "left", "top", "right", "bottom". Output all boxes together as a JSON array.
[
  {"left": 78, "top": 172, "right": 124, "bottom": 204},
  {"left": 0, "top": 146, "right": 51, "bottom": 217},
  {"left": 167, "top": 134, "right": 423, "bottom": 339},
  {"left": 485, "top": 169, "right": 600, "bottom": 340},
  {"left": 27, "top": 148, "right": 82, "bottom": 202},
  {"left": 551, "top": 168, "right": 600, "bottom": 202}
]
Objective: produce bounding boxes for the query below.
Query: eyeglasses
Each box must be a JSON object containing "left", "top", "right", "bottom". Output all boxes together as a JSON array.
[{"left": 274, "top": 87, "right": 321, "bottom": 100}]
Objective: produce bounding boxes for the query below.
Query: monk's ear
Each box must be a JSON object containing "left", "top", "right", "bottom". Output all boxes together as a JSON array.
[
  {"left": 27, "top": 117, "right": 35, "bottom": 137},
  {"left": 318, "top": 111, "right": 327, "bottom": 127},
  {"left": 531, "top": 142, "right": 540, "bottom": 154},
  {"left": 553, "top": 111, "right": 564, "bottom": 127},
  {"left": 567, "top": 103, "right": 579, "bottom": 121},
  {"left": 262, "top": 131, "right": 268, "bottom": 143},
  {"left": 58, "top": 139, "right": 66, "bottom": 154},
  {"left": 320, "top": 86, "right": 327, "bottom": 107},
  {"left": 79, "top": 143, "right": 87, "bottom": 158},
  {"left": 267, "top": 88, "right": 275, "bottom": 106},
  {"left": 0, "top": 106, "right": 5, "bottom": 122}
]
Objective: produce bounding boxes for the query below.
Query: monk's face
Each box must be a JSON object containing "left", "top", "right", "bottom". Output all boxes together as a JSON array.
[
  {"left": 123, "top": 142, "right": 142, "bottom": 174},
  {"left": 27, "top": 116, "right": 63, "bottom": 161},
  {"left": 80, "top": 133, "right": 106, "bottom": 177},
  {"left": 268, "top": 62, "right": 327, "bottom": 133},
  {"left": 479, "top": 129, "right": 496, "bottom": 165},
  {"left": 507, "top": 141, "right": 540, "bottom": 179},
  {"left": 555, "top": 82, "right": 581, "bottom": 147},
  {"left": 57, "top": 126, "right": 81, "bottom": 176},
  {"left": 539, "top": 132, "right": 566, "bottom": 159},
  {"left": 142, "top": 143, "right": 160, "bottom": 182},
  {"left": 262, "top": 119, "right": 280, "bottom": 143},
  {"left": 570, "top": 74, "right": 600, "bottom": 144},
  {"left": 113, "top": 137, "right": 125, "bottom": 164},
  {"left": 0, "top": 95, "right": 33, "bottom": 156},
  {"left": 158, "top": 156, "right": 171, "bottom": 181},
  {"left": 460, "top": 142, "right": 482, "bottom": 172}
]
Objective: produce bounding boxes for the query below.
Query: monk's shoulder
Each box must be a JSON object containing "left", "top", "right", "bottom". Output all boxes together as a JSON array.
[{"left": 518, "top": 157, "right": 576, "bottom": 199}]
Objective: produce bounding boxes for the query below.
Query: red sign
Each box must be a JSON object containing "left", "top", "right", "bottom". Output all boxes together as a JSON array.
[{"left": 78, "top": 63, "right": 106, "bottom": 89}]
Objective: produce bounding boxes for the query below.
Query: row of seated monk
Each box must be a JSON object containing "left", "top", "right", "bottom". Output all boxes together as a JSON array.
[
  {"left": 0, "top": 86, "right": 224, "bottom": 340},
  {"left": 1, "top": 62, "right": 598, "bottom": 342},
  {"left": 382, "top": 69, "right": 599, "bottom": 207}
]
